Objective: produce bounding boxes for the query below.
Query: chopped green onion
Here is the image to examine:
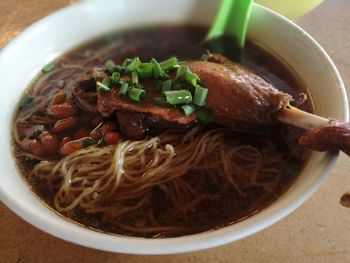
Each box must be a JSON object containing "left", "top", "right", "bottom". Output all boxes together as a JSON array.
[
  {"left": 155, "top": 80, "right": 163, "bottom": 92},
  {"left": 91, "top": 69, "right": 104, "bottom": 80},
  {"left": 119, "top": 82, "right": 129, "bottom": 96},
  {"left": 104, "top": 59, "right": 117, "bottom": 73},
  {"left": 96, "top": 81, "right": 110, "bottom": 93},
  {"left": 161, "top": 79, "right": 172, "bottom": 94},
  {"left": 154, "top": 97, "right": 167, "bottom": 105},
  {"left": 42, "top": 62, "right": 55, "bottom": 73},
  {"left": 176, "top": 65, "right": 199, "bottom": 86},
  {"left": 193, "top": 85, "right": 208, "bottom": 106},
  {"left": 122, "top": 58, "right": 133, "bottom": 69},
  {"left": 125, "top": 57, "right": 142, "bottom": 73},
  {"left": 116, "top": 65, "right": 123, "bottom": 72},
  {"left": 185, "top": 70, "right": 200, "bottom": 86},
  {"left": 164, "top": 90, "right": 192, "bottom": 105},
  {"left": 19, "top": 96, "right": 33, "bottom": 109},
  {"left": 128, "top": 87, "right": 146, "bottom": 102},
  {"left": 82, "top": 138, "right": 97, "bottom": 147},
  {"left": 134, "top": 83, "right": 144, "bottom": 89},
  {"left": 102, "top": 77, "right": 111, "bottom": 87},
  {"left": 137, "top": 63, "right": 153, "bottom": 78},
  {"left": 151, "top": 58, "right": 164, "bottom": 78},
  {"left": 181, "top": 104, "right": 195, "bottom": 116},
  {"left": 200, "top": 54, "right": 210, "bottom": 61},
  {"left": 111, "top": 72, "right": 121, "bottom": 84},
  {"left": 102, "top": 32, "right": 123, "bottom": 42},
  {"left": 195, "top": 106, "right": 212, "bottom": 123},
  {"left": 176, "top": 65, "right": 188, "bottom": 80},
  {"left": 97, "top": 137, "right": 104, "bottom": 147},
  {"left": 172, "top": 81, "right": 183, "bottom": 90},
  {"left": 283, "top": 161, "right": 300, "bottom": 177},
  {"left": 160, "top": 57, "right": 178, "bottom": 71},
  {"left": 131, "top": 71, "right": 138, "bottom": 84},
  {"left": 137, "top": 26, "right": 155, "bottom": 34},
  {"left": 91, "top": 72, "right": 98, "bottom": 79}
]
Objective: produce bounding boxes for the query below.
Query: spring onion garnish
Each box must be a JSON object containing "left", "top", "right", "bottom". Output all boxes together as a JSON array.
[
  {"left": 131, "top": 71, "right": 138, "bottom": 84},
  {"left": 42, "top": 62, "right": 55, "bottom": 73},
  {"left": 105, "top": 59, "right": 117, "bottom": 73},
  {"left": 91, "top": 69, "right": 105, "bottom": 80},
  {"left": 97, "top": 137, "right": 104, "bottom": 147},
  {"left": 164, "top": 90, "right": 192, "bottom": 105},
  {"left": 137, "top": 26, "right": 156, "bottom": 34},
  {"left": 180, "top": 104, "right": 195, "bottom": 116},
  {"left": 283, "top": 161, "right": 300, "bottom": 178},
  {"left": 155, "top": 80, "right": 163, "bottom": 92},
  {"left": 172, "top": 82, "right": 183, "bottom": 90},
  {"left": 92, "top": 55, "right": 213, "bottom": 122},
  {"left": 96, "top": 81, "right": 110, "bottom": 93},
  {"left": 200, "top": 53, "right": 211, "bottom": 61},
  {"left": 19, "top": 95, "right": 34, "bottom": 109},
  {"left": 176, "top": 65, "right": 188, "bottom": 80},
  {"left": 186, "top": 70, "right": 200, "bottom": 87},
  {"left": 91, "top": 72, "right": 98, "bottom": 79},
  {"left": 119, "top": 82, "right": 129, "bottom": 96},
  {"left": 82, "top": 138, "right": 97, "bottom": 147},
  {"left": 111, "top": 72, "right": 121, "bottom": 83},
  {"left": 160, "top": 57, "right": 179, "bottom": 71},
  {"left": 161, "top": 79, "right": 172, "bottom": 94},
  {"left": 151, "top": 58, "right": 165, "bottom": 78},
  {"left": 128, "top": 87, "right": 146, "bottom": 102},
  {"left": 193, "top": 85, "right": 208, "bottom": 106},
  {"left": 195, "top": 106, "right": 212, "bottom": 123},
  {"left": 125, "top": 57, "right": 141, "bottom": 73},
  {"left": 154, "top": 97, "right": 167, "bottom": 105},
  {"left": 134, "top": 83, "right": 144, "bottom": 89},
  {"left": 102, "top": 77, "right": 112, "bottom": 87},
  {"left": 122, "top": 58, "right": 133, "bottom": 69},
  {"left": 102, "top": 31, "right": 123, "bottom": 42},
  {"left": 137, "top": 63, "right": 153, "bottom": 78}
]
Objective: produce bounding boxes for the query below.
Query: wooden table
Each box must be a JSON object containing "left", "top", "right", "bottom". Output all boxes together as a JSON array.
[{"left": 1, "top": 0, "right": 350, "bottom": 262}]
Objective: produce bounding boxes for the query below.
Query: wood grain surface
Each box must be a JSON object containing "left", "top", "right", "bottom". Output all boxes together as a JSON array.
[{"left": 1, "top": 0, "right": 350, "bottom": 262}]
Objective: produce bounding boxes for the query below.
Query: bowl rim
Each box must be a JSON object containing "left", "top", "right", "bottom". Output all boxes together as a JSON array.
[{"left": 0, "top": 0, "right": 348, "bottom": 255}]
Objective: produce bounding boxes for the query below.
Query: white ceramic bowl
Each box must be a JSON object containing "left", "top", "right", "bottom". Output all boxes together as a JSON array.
[{"left": 0, "top": 0, "right": 348, "bottom": 255}]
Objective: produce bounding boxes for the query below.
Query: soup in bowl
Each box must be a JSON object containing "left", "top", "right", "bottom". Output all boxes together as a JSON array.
[{"left": 0, "top": 0, "right": 348, "bottom": 254}]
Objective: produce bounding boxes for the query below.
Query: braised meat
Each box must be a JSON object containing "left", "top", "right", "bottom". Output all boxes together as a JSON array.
[
  {"left": 188, "top": 60, "right": 292, "bottom": 126},
  {"left": 299, "top": 120, "right": 350, "bottom": 156},
  {"left": 97, "top": 61, "right": 292, "bottom": 137},
  {"left": 41, "top": 41, "right": 350, "bottom": 156},
  {"left": 98, "top": 88, "right": 196, "bottom": 124},
  {"left": 70, "top": 67, "right": 107, "bottom": 113},
  {"left": 98, "top": 85, "right": 197, "bottom": 139}
]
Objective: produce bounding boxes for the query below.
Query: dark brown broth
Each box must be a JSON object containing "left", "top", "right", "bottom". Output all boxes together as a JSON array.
[{"left": 13, "top": 25, "right": 311, "bottom": 237}]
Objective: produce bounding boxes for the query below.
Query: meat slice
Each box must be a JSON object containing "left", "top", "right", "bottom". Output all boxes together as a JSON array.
[
  {"left": 70, "top": 71, "right": 196, "bottom": 139},
  {"left": 299, "top": 120, "right": 350, "bottom": 156},
  {"left": 116, "top": 112, "right": 148, "bottom": 139},
  {"left": 71, "top": 78, "right": 98, "bottom": 113},
  {"left": 97, "top": 60, "right": 291, "bottom": 137},
  {"left": 116, "top": 110, "right": 196, "bottom": 139},
  {"left": 97, "top": 81, "right": 196, "bottom": 139},
  {"left": 70, "top": 68, "right": 107, "bottom": 113},
  {"left": 71, "top": 57, "right": 292, "bottom": 138},
  {"left": 68, "top": 58, "right": 350, "bottom": 156},
  {"left": 98, "top": 87, "right": 195, "bottom": 125},
  {"left": 187, "top": 60, "right": 292, "bottom": 127}
]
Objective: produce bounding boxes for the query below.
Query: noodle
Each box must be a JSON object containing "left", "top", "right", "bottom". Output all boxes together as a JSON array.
[
  {"left": 25, "top": 127, "right": 284, "bottom": 236},
  {"left": 12, "top": 26, "right": 307, "bottom": 237}
]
